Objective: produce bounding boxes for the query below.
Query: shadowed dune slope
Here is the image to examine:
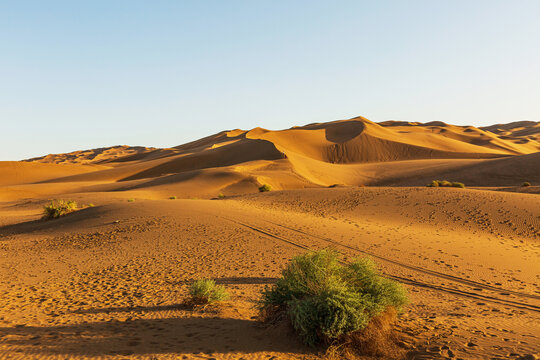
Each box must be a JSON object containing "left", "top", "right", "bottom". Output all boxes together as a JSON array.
[
  {"left": 371, "top": 152, "right": 540, "bottom": 187},
  {"left": 481, "top": 120, "right": 540, "bottom": 139}
]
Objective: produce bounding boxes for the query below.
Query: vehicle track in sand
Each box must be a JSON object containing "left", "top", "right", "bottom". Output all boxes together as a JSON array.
[
  {"left": 263, "top": 220, "right": 540, "bottom": 301},
  {"left": 220, "top": 216, "right": 540, "bottom": 313}
]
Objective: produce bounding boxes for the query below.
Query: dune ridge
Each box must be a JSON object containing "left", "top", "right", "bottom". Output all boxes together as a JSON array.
[
  {"left": 2, "top": 117, "right": 538, "bottom": 200},
  {"left": 23, "top": 145, "right": 159, "bottom": 165}
]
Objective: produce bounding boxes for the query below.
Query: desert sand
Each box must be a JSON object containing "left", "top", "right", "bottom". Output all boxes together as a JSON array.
[{"left": 1, "top": 117, "right": 539, "bottom": 359}]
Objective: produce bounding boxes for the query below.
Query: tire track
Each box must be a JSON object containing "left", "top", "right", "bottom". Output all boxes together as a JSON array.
[
  {"left": 263, "top": 220, "right": 540, "bottom": 301},
  {"left": 221, "top": 216, "right": 540, "bottom": 313}
]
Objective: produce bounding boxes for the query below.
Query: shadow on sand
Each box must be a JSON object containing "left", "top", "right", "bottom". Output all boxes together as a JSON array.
[
  {"left": 0, "top": 315, "right": 306, "bottom": 357},
  {"left": 0, "top": 206, "right": 101, "bottom": 237}
]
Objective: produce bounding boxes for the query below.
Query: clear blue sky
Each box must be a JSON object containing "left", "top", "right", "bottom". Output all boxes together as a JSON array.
[{"left": 1, "top": 0, "right": 539, "bottom": 160}]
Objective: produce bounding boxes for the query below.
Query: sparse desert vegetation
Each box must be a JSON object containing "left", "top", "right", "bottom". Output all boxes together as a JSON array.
[
  {"left": 259, "top": 250, "right": 408, "bottom": 351},
  {"left": 259, "top": 184, "right": 272, "bottom": 192},
  {"left": 42, "top": 200, "right": 77, "bottom": 219},
  {"left": 188, "top": 279, "right": 230, "bottom": 305},
  {"left": 427, "top": 180, "right": 465, "bottom": 188},
  {"left": 522, "top": 181, "right": 531, "bottom": 187},
  {"left": 127, "top": 198, "right": 135, "bottom": 202},
  {"left": 169, "top": 196, "right": 177, "bottom": 200}
]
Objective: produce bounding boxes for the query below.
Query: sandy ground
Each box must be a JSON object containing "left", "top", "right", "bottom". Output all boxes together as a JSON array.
[
  {"left": 1, "top": 118, "right": 539, "bottom": 359},
  {"left": 0, "top": 187, "right": 539, "bottom": 359}
]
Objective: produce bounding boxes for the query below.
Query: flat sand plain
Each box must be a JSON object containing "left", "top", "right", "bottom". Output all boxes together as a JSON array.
[{"left": 1, "top": 188, "right": 538, "bottom": 359}]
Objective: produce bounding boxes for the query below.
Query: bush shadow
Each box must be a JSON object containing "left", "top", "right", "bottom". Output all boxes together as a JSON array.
[{"left": 0, "top": 315, "right": 306, "bottom": 357}]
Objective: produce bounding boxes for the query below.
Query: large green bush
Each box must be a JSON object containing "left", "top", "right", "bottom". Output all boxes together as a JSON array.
[
  {"left": 259, "top": 250, "right": 408, "bottom": 347},
  {"left": 42, "top": 200, "right": 77, "bottom": 219}
]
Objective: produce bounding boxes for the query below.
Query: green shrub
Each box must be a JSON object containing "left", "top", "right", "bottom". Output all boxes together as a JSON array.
[
  {"left": 427, "top": 180, "right": 465, "bottom": 188},
  {"left": 43, "top": 200, "right": 77, "bottom": 219},
  {"left": 439, "top": 180, "right": 452, "bottom": 187},
  {"left": 522, "top": 182, "right": 531, "bottom": 187},
  {"left": 188, "top": 279, "right": 229, "bottom": 305},
  {"left": 218, "top": 193, "right": 225, "bottom": 199},
  {"left": 87, "top": 203, "right": 95, "bottom": 207},
  {"left": 259, "top": 184, "right": 272, "bottom": 192},
  {"left": 169, "top": 196, "right": 177, "bottom": 200},
  {"left": 127, "top": 198, "right": 135, "bottom": 202},
  {"left": 259, "top": 250, "right": 408, "bottom": 347}
]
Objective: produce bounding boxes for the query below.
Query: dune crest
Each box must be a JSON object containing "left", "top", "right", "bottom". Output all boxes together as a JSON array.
[
  {"left": 2, "top": 117, "right": 538, "bottom": 199},
  {"left": 24, "top": 145, "right": 158, "bottom": 165}
]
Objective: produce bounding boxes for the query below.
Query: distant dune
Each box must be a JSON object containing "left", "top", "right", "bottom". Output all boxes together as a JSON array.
[
  {"left": 23, "top": 145, "right": 158, "bottom": 165},
  {"left": 2, "top": 117, "right": 539, "bottom": 200}
]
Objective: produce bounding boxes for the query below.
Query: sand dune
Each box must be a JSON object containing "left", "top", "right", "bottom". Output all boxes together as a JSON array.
[
  {"left": 6, "top": 117, "right": 537, "bottom": 200},
  {"left": 24, "top": 145, "right": 158, "bottom": 165},
  {"left": 481, "top": 120, "right": 540, "bottom": 139}
]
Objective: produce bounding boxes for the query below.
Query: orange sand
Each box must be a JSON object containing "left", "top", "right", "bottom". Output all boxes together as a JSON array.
[{"left": 1, "top": 118, "right": 539, "bottom": 359}]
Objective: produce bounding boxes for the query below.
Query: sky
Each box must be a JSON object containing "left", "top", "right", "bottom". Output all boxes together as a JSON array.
[{"left": 1, "top": 0, "right": 539, "bottom": 160}]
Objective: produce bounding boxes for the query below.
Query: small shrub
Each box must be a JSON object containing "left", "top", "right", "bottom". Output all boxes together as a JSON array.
[
  {"left": 87, "top": 203, "right": 95, "bottom": 207},
  {"left": 43, "top": 200, "right": 77, "bottom": 219},
  {"left": 439, "top": 180, "right": 452, "bottom": 187},
  {"left": 427, "top": 180, "right": 465, "bottom": 188},
  {"left": 169, "top": 196, "right": 177, "bottom": 200},
  {"left": 218, "top": 193, "right": 225, "bottom": 199},
  {"left": 522, "top": 182, "right": 531, "bottom": 187},
  {"left": 259, "top": 184, "right": 272, "bottom": 192},
  {"left": 127, "top": 198, "right": 135, "bottom": 202},
  {"left": 188, "top": 279, "right": 229, "bottom": 305},
  {"left": 259, "top": 250, "right": 408, "bottom": 348}
]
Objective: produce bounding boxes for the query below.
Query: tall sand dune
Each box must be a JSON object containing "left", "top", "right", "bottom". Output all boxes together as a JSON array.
[{"left": 2, "top": 117, "right": 538, "bottom": 200}]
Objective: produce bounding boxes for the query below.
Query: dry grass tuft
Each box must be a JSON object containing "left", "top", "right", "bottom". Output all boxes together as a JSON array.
[
  {"left": 346, "top": 309, "right": 403, "bottom": 357},
  {"left": 187, "top": 279, "right": 229, "bottom": 306},
  {"left": 42, "top": 200, "right": 77, "bottom": 219},
  {"left": 427, "top": 180, "right": 465, "bottom": 188},
  {"left": 258, "top": 184, "right": 272, "bottom": 192}
]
